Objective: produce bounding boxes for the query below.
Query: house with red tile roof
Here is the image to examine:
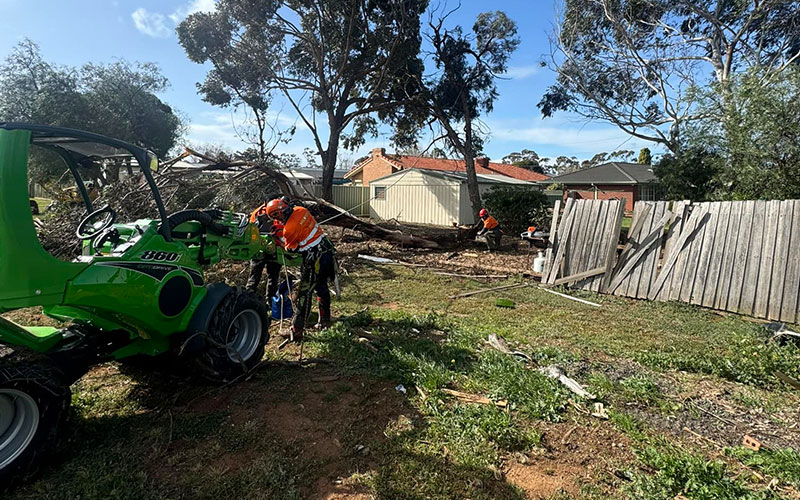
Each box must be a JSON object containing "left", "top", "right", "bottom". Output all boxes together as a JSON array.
[{"left": 344, "top": 148, "right": 550, "bottom": 185}]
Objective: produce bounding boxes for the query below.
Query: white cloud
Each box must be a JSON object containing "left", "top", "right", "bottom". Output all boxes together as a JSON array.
[
  {"left": 133, "top": 0, "right": 216, "bottom": 38},
  {"left": 131, "top": 8, "right": 171, "bottom": 38},
  {"left": 169, "top": 0, "right": 217, "bottom": 23},
  {"left": 504, "top": 64, "right": 540, "bottom": 79}
]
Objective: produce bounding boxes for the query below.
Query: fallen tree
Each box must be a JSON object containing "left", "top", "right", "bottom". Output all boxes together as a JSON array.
[{"left": 178, "top": 148, "right": 475, "bottom": 249}]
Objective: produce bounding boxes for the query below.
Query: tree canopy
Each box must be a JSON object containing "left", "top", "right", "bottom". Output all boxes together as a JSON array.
[
  {"left": 540, "top": 0, "right": 800, "bottom": 153},
  {"left": 0, "top": 39, "right": 183, "bottom": 163},
  {"left": 177, "top": 0, "right": 429, "bottom": 201},
  {"left": 400, "top": 9, "right": 519, "bottom": 219},
  {"left": 655, "top": 67, "right": 800, "bottom": 200}
]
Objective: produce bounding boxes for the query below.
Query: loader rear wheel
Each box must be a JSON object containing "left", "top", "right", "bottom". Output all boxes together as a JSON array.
[
  {"left": 0, "top": 346, "right": 70, "bottom": 490},
  {"left": 195, "top": 288, "right": 269, "bottom": 381}
]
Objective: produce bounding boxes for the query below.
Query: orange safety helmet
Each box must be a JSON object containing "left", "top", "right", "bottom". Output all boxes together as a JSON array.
[
  {"left": 266, "top": 198, "right": 290, "bottom": 220},
  {"left": 479, "top": 208, "right": 489, "bottom": 218}
]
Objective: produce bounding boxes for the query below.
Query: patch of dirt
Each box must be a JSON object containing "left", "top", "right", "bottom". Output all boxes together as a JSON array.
[
  {"left": 506, "top": 419, "right": 635, "bottom": 499},
  {"left": 179, "top": 369, "right": 412, "bottom": 500},
  {"left": 642, "top": 374, "right": 800, "bottom": 451}
]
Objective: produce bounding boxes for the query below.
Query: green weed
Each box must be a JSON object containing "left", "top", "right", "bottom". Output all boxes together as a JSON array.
[
  {"left": 629, "top": 442, "right": 783, "bottom": 500},
  {"left": 727, "top": 447, "right": 800, "bottom": 488}
]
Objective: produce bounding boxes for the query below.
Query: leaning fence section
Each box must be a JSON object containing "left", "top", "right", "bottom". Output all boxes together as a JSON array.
[
  {"left": 543, "top": 198, "right": 625, "bottom": 292},
  {"left": 542, "top": 198, "right": 800, "bottom": 324}
]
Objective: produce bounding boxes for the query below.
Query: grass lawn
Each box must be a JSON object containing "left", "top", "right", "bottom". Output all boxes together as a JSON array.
[{"left": 6, "top": 263, "right": 800, "bottom": 500}]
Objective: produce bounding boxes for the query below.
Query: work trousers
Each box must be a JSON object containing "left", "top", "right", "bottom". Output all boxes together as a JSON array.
[{"left": 292, "top": 237, "right": 335, "bottom": 333}]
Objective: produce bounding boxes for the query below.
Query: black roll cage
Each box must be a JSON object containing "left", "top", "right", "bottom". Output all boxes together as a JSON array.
[{"left": 0, "top": 123, "right": 174, "bottom": 241}]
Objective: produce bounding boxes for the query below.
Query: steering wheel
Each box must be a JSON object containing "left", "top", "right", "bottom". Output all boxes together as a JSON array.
[{"left": 76, "top": 205, "right": 117, "bottom": 240}]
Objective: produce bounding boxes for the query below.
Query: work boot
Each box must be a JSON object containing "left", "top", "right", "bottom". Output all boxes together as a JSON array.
[
  {"left": 315, "top": 307, "right": 332, "bottom": 330},
  {"left": 280, "top": 325, "right": 304, "bottom": 341}
]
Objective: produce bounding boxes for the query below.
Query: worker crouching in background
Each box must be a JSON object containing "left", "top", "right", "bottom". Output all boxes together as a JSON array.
[
  {"left": 477, "top": 208, "right": 502, "bottom": 250},
  {"left": 265, "top": 198, "right": 335, "bottom": 340}
]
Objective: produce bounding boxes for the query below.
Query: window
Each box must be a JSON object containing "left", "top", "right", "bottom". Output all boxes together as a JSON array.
[
  {"left": 638, "top": 183, "right": 658, "bottom": 201},
  {"left": 374, "top": 186, "right": 386, "bottom": 200}
]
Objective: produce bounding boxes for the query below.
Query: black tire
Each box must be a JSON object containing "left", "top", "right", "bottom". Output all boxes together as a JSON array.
[
  {"left": 195, "top": 288, "right": 270, "bottom": 381},
  {"left": 29, "top": 200, "right": 39, "bottom": 215},
  {"left": 0, "top": 346, "right": 70, "bottom": 490}
]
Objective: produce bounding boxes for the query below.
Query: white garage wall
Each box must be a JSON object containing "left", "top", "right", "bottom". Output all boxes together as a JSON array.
[{"left": 370, "top": 170, "right": 462, "bottom": 226}]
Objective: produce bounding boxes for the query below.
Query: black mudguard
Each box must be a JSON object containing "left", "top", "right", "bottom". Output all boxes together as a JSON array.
[{"left": 173, "top": 283, "right": 233, "bottom": 355}]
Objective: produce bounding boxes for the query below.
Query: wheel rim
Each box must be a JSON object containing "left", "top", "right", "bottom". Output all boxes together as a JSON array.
[
  {"left": 226, "top": 310, "right": 263, "bottom": 363},
  {"left": 0, "top": 389, "right": 40, "bottom": 471}
]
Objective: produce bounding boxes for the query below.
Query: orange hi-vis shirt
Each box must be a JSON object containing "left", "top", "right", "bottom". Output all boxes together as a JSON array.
[
  {"left": 482, "top": 215, "right": 499, "bottom": 230},
  {"left": 280, "top": 206, "right": 324, "bottom": 251}
]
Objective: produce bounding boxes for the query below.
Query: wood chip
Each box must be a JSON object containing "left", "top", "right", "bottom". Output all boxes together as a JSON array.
[
  {"left": 539, "top": 365, "right": 596, "bottom": 400},
  {"left": 537, "top": 286, "right": 602, "bottom": 307},
  {"left": 561, "top": 425, "right": 579, "bottom": 445},
  {"left": 591, "top": 402, "right": 609, "bottom": 419},
  {"left": 311, "top": 375, "right": 340, "bottom": 383}
]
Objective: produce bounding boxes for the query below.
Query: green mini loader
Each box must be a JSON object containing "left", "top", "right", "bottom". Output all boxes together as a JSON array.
[{"left": 0, "top": 123, "right": 299, "bottom": 487}]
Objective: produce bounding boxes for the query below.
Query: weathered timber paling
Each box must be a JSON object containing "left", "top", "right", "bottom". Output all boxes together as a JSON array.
[{"left": 541, "top": 198, "right": 800, "bottom": 323}]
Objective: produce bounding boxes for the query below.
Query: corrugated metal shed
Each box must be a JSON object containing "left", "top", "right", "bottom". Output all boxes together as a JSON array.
[{"left": 369, "top": 168, "right": 535, "bottom": 226}]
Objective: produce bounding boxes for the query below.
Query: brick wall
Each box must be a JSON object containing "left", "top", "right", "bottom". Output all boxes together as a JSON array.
[
  {"left": 361, "top": 157, "right": 397, "bottom": 186},
  {"left": 563, "top": 185, "right": 637, "bottom": 211}
]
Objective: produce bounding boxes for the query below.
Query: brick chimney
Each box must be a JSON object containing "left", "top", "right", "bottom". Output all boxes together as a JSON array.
[
  {"left": 475, "top": 156, "right": 489, "bottom": 168},
  {"left": 371, "top": 147, "right": 385, "bottom": 158}
]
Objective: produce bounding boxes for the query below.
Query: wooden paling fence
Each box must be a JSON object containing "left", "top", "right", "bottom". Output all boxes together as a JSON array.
[
  {"left": 543, "top": 198, "right": 626, "bottom": 292},
  {"left": 543, "top": 198, "right": 800, "bottom": 323}
]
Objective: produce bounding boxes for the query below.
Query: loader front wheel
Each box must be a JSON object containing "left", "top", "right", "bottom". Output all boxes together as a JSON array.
[
  {"left": 0, "top": 346, "right": 70, "bottom": 490},
  {"left": 195, "top": 288, "right": 269, "bottom": 381}
]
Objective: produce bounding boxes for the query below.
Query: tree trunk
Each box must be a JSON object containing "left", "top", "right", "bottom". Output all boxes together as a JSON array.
[
  {"left": 321, "top": 129, "right": 341, "bottom": 202},
  {"left": 462, "top": 110, "right": 482, "bottom": 222}
]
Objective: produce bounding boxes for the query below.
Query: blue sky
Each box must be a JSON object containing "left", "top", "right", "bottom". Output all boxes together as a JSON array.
[{"left": 0, "top": 0, "right": 652, "bottom": 165}]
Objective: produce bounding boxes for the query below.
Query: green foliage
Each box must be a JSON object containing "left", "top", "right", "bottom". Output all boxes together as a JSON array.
[
  {"left": 0, "top": 39, "right": 183, "bottom": 173},
  {"left": 501, "top": 149, "right": 548, "bottom": 174},
  {"left": 424, "top": 402, "right": 540, "bottom": 469},
  {"left": 638, "top": 148, "right": 652, "bottom": 165},
  {"left": 588, "top": 373, "right": 664, "bottom": 408},
  {"left": 727, "top": 447, "right": 800, "bottom": 488},
  {"left": 629, "top": 443, "right": 778, "bottom": 500},
  {"left": 708, "top": 68, "right": 800, "bottom": 200},
  {"left": 540, "top": 0, "right": 800, "bottom": 154},
  {"left": 653, "top": 147, "right": 722, "bottom": 201},
  {"left": 483, "top": 186, "right": 550, "bottom": 233},
  {"left": 469, "top": 351, "right": 568, "bottom": 421},
  {"left": 177, "top": 0, "right": 428, "bottom": 192}
]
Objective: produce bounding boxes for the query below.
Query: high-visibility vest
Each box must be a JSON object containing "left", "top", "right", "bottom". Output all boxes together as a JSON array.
[
  {"left": 482, "top": 215, "right": 499, "bottom": 230},
  {"left": 280, "top": 206, "right": 324, "bottom": 251}
]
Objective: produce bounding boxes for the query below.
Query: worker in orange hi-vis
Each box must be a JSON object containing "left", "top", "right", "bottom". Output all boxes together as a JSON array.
[
  {"left": 476, "top": 208, "right": 502, "bottom": 249},
  {"left": 245, "top": 200, "right": 282, "bottom": 299},
  {"left": 265, "top": 197, "right": 335, "bottom": 340}
]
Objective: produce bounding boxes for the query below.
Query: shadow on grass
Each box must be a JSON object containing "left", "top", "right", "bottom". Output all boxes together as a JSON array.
[{"left": 10, "top": 310, "right": 545, "bottom": 500}]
